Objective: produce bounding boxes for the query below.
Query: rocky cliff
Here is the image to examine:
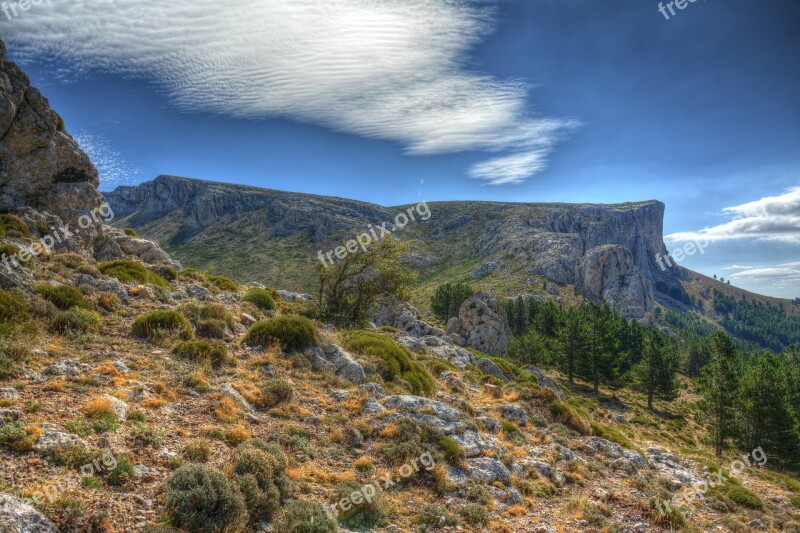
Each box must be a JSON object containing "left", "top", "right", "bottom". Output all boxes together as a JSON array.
[
  {"left": 105, "top": 175, "right": 684, "bottom": 319},
  {"left": 0, "top": 40, "right": 176, "bottom": 282}
]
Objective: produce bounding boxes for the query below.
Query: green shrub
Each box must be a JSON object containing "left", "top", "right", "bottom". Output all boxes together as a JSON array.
[
  {"left": 243, "top": 289, "right": 276, "bottom": 311},
  {"left": 649, "top": 498, "right": 687, "bottom": 528},
  {"left": 551, "top": 402, "right": 591, "bottom": 435},
  {"left": 51, "top": 308, "right": 102, "bottom": 336},
  {"left": 439, "top": 436, "right": 465, "bottom": 465},
  {"left": 98, "top": 260, "right": 169, "bottom": 287},
  {"left": 0, "top": 244, "right": 33, "bottom": 269},
  {"left": 725, "top": 485, "right": 763, "bottom": 509},
  {"left": 0, "top": 214, "right": 31, "bottom": 239},
  {"left": 243, "top": 316, "right": 317, "bottom": 352},
  {"left": 0, "top": 290, "right": 29, "bottom": 323},
  {"left": 262, "top": 379, "right": 294, "bottom": 408},
  {"left": 105, "top": 454, "right": 135, "bottom": 486},
  {"left": 459, "top": 503, "right": 489, "bottom": 526},
  {"left": 342, "top": 331, "right": 435, "bottom": 396},
  {"left": 381, "top": 417, "right": 442, "bottom": 469},
  {"left": 431, "top": 281, "right": 473, "bottom": 323},
  {"left": 35, "top": 284, "right": 90, "bottom": 310},
  {"left": 419, "top": 504, "right": 459, "bottom": 527},
  {"left": 180, "top": 302, "right": 234, "bottom": 339},
  {"left": 208, "top": 275, "right": 239, "bottom": 292},
  {"left": 181, "top": 439, "right": 211, "bottom": 463},
  {"left": 227, "top": 440, "right": 289, "bottom": 522},
  {"left": 274, "top": 501, "right": 336, "bottom": 533},
  {"left": 589, "top": 421, "right": 635, "bottom": 450},
  {"left": 171, "top": 340, "right": 228, "bottom": 368},
  {"left": 130, "top": 424, "right": 165, "bottom": 447},
  {"left": 177, "top": 268, "right": 207, "bottom": 283},
  {"left": 123, "top": 228, "right": 139, "bottom": 237},
  {"left": 163, "top": 464, "right": 247, "bottom": 532},
  {"left": 132, "top": 310, "right": 193, "bottom": 342},
  {"left": 334, "top": 480, "right": 388, "bottom": 530}
]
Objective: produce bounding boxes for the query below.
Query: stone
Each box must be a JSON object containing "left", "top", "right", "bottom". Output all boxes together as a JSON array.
[
  {"left": 100, "top": 394, "right": 130, "bottom": 421},
  {"left": 0, "top": 493, "right": 58, "bottom": 533},
  {"left": 445, "top": 293, "right": 513, "bottom": 355},
  {"left": 383, "top": 395, "right": 460, "bottom": 422},
  {"left": 277, "top": 290, "right": 313, "bottom": 302},
  {"left": 218, "top": 383, "right": 255, "bottom": 413},
  {"left": 0, "top": 388, "right": 19, "bottom": 400},
  {"left": 476, "top": 358, "right": 510, "bottom": 382},
  {"left": 358, "top": 383, "right": 386, "bottom": 398},
  {"left": 530, "top": 367, "right": 566, "bottom": 400},
  {"left": 363, "top": 398, "right": 386, "bottom": 415},
  {"left": 472, "top": 260, "right": 501, "bottom": 280},
  {"left": 345, "top": 427, "right": 364, "bottom": 449},
  {"left": 185, "top": 284, "right": 210, "bottom": 300},
  {"left": 367, "top": 299, "right": 447, "bottom": 338},
  {"left": 467, "top": 457, "right": 511, "bottom": 484},
  {"left": 241, "top": 313, "right": 257, "bottom": 326},
  {"left": 33, "top": 424, "right": 86, "bottom": 456},
  {"left": 499, "top": 404, "right": 529, "bottom": 425},
  {"left": 306, "top": 345, "right": 366, "bottom": 384},
  {"left": 611, "top": 412, "right": 627, "bottom": 424}
]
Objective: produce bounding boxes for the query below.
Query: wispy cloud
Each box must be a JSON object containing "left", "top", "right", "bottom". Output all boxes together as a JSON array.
[
  {"left": 2, "top": 0, "right": 575, "bottom": 185},
  {"left": 666, "top": 186, "right": 800, "bottom": 244},
  {"left": 74, "top": 133, "right": 141, "bottom": 191},
  {"left": 729, "top": 265, "right": 800, "bottom": 291}
]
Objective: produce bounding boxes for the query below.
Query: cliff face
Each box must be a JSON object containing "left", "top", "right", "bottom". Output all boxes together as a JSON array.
[
  {"left": 106, "top": 176, "right": 682, "bottom": 319},
  {"left": 0, "top": 40, "right": 176, "bottom": 277}
]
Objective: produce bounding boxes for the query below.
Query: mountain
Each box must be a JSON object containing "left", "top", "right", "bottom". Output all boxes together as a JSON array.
[{"left": 105, "top": 175, "right": 800, "bottom": 349}]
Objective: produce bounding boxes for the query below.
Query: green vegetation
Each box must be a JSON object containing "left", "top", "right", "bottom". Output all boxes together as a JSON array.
[
  {"left": 714, "top": 289, "right": 800, "bottom": 351},
  {"left": 274, "top": 501, "right": 337, "bottom": 533},
  {"left": 243, "top": 316, "right": 317, "bottom": 352},
  {"left": 35, "top": 284, "right": 91, "bottom": 310},
  {"left": 123, "top": 228, "right": 139, "bottom": 237},
  {"left": 131, "top": 310, "right": 193, "bottom": 342},
  {"left": 179, "top": 301, "right": 235, "bottom": 340},
  {"left": 227, "top": 439, "right": 290, "bottom": 523},
  {"left": 0, "top": 214, "right": 31, "bottom": 239},
  {"left": 342, "top": 330, "right": 435, "bottom": 396},
  {"left": 243, "top": 288, "right": 277, "bottom": 311},
  {"left": 317, "top": 236, "right": 414, "bottom": 327},
  {"left": 163, "top": 464, "right": 247, "bottom": 532},
  {"left": 98, "top": 260, "right": 170, "bottom": 287},
  {"left": 51, "top": 308, "right": 102, "bottom": 336},
  {"left": 171, "top": 340, "right": 227, "bottom": 368},
  {"left": 208, "top": 274, "right": 239, "bottom": 292},
  {"left": 430, "top": 281, "right": 473, "bottom": 323},
  {"left": 334, "top": 480, "right": 388, "bottom": 529},
  {"left": 0, "top": 290, "right": 30, "bottom": 324}
]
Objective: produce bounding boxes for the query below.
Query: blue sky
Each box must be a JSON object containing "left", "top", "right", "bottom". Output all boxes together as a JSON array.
[{"left": 1, "top": 0, "right": 798, "bottom": 298}]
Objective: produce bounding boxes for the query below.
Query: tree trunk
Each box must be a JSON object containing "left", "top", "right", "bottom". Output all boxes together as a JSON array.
[{"left": 648, "top": 391, "right": 654, "bottom": 410}]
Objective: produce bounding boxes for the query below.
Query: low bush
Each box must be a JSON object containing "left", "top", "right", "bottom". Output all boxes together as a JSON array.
[
  {"left": 105, "top": 454, "right": 135, "bottom": 486},
  {"left": 243, "top": 289, "right": 276, "bottom": 311},
  {"left": 98, "top": 260, "right": 170, "bottom": 287},
  {"left": 35, "top": 284, "right": 90, "bottom": 310},
  {"left": 342, "top": 331, "right": 435, "bottom": 396},
  {"left": 177, "top": 268, "right": 207, "bottom": 283},
  {"left": 51, "top": 308, "right": 102, "bottom": 336},
  {"left": 180, "top": 302, "right": 234, "bottom": 339},
  {"left": 243, "top": 316, "right": 317, "bottom": 352},
  {"left": 226, "top": 439, "right": 290, "bottom": 522},
  {"left": 0, "top": 422, "right": 42, "bottom": 452},
  {"left": 551, "top": 402, "right": 591, "bottom": 436},
  {"left": 208, "top": 275, "right": 239, "bottom": 292},
  {"left": 274, "top": 500, "right": 337, "bottom": 533},
  {"left": 0, "top": 290, "right": 30, "bottom": 324},
  {"left": 459, "top": 503, "right": 489, "bottom": 526},
  {"left": 0, "top": 243, "right": 33, "bottom": 269},
  {"left": 172, "top": 340, "right": 228, "bottom": 368},
  {"left": 0, "top": 214, "right": 31, "bottom": 238},
  {"left": 181, "top": 439, "right": 211, "bottom": 463},
  {"left": 163, "top": 464, "right": 247, "bottom": 532},
  {"left": 380, "top": 417, "right": 442, "bottom": 472},
  {"left": 439, "top": 436, "right": 465, "bottom": 465},
  {"left": 132, "top": 310, "right": 193, "bottom": 342},
  {"left": 262, "top": 379, "right": 294, "bottom": 408},
  {"left": 123, "top": 228, "right": 139, "bottom": 237},
  {"left": 419, "top": 504, "right": 459, "bottom": 527},
  {"left": 334, "top": 480, "right": 389, "bottom": 530}
]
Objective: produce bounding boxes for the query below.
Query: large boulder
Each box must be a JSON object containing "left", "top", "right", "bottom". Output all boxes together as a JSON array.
[
  {"left": 446, "top": 292, "right": 513, "bottom": 355},
  {"left": 0, "top": 494, "right": 57, "bottom": 532}
]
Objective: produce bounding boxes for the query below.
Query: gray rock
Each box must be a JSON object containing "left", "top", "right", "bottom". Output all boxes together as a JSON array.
[
  {"left": 358, "top": 383, "right": 386, "bottom": 398},
  {"left": 278, "top": 290, "right": 313, "bottom": 302},
  {"left": 363, "top": 398, "right": 386, "bottom": 415},
  {"left": 0, "top": 388, "right": 19, "bottom": 400},
  {"left": 307, "top": 344, "right": 366, "bottom": 384},
  {"left": 218, "top": 383, "right": 255, "bottom": 413},
  {"left": 530, "top": 367, "right": 566, "bottom": 400},
  {"left": 499, "top": 404, "right": 529, "bottom": 425},
  {"left": 97, "top": 279, "right": 128, "bottom": 303},
  {"left": 75, "top": 274, "right": 96, "bottom": 287},
  {"left": 100, "top": 394, "right": 130, "bottom": 421},
  {"left": 185, "top": 284, "right": 210, "bottom": 300},
  {"left": 383, "top": 395, "right": 460, "bottom": 422},
  {"left": 367, "top": 299, "right": 446, "bottom": 338},
  {"left": 0, "top": 493, "right": 58, "bottom": 532},
  {"left": 467, "top": 457, "right": 511, "bottom": 484},
  {"left": 472, "top": 260, "right": 501, "bottom": 280},
  {"left": 33, "top": 424, "right": 86, "bottom": 456},
  {"left": 446, "top": 293, "right": 513, "bottom": 355},
  {"left": 476, "top": 358, "right": 510, "bottom": 383},
  {"left": 611, "top": 412, "right": 627, "bottom": 424}
]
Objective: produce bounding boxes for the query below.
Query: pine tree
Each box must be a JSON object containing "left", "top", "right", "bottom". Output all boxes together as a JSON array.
[
  {"left": 738, "top": 352, "right": 800, "bottom": 466},
  {"left": 632, "top": 332, "right": 679, "bottom": 410},
  {"left": 578, "top": 303, "right": 621, "bottom": 395},
  {"left": 700, "top": 331, "right": 741, "bottom": 458},
  {"left": 558, "top": 306, "right": 587, "bottom": 384},
  {"left": 430, "top": 282, "right": 473, "bottom": 323}
]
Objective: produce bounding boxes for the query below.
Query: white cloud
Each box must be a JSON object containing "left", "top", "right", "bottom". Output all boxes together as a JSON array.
[
  {"left": 1, "top": 0, "right": 575, "bottom": 185},
  {"left": 730, "top": 266, "right": 800, "bottom": 290},
  {"left": 74, "top": 133, "right": 141, "bottom": 191},
  {"left": 665, "top": 186, "right": 800, "bottom": 244}
]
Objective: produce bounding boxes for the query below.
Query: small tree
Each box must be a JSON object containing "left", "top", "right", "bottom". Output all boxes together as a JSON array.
[
  {"left": 699, "top": 331, "right": 740, "bottom": 458},
  {"left": 577, "top": 302, "right": 621, "bottom": 395},
  {"left": 557, "top": 306, "right": 587, "bottom": 384},
  {"left": 431, "top": 282, "right": 473, "bottom": 323},
  {"left": 631, "top": 332, "right": 680, "bottom": 410},
  {"left": 317, "top": 237, "right": 415, "bottom": 327}
]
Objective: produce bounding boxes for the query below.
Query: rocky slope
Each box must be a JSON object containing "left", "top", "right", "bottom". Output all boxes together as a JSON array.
[{"left": 105, "top": 176, "right": 684, "bottom": 320}]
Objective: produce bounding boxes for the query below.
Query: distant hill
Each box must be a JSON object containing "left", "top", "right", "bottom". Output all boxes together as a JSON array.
[{"left": 104, "top": 175, "right": 800, "bottom": 350}]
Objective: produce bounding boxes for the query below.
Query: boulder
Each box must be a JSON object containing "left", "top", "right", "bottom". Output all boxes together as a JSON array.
[
  {"left": 306, "top": 344, "right": 366, "bottom": 384},
  {"left": 445, "top": 292, "right": 513, "bottom": 355},
  {"left": 0, "top": 493, "right": 57, "bottom": 533},
  {"left": 476, "top": 358, "right": 510, "bottom": 383}
]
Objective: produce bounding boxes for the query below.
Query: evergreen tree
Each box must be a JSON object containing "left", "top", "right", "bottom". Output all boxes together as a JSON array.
[
  {"left": 430, "top": 282, "right": 473, "bottom": 323},
  {"left": 699, "top": 331, "right": 741, "bottom": 458},
  {"left": 558, "top": 306, "right": 587, "bottom": 384},
  {"left": 578, "top": 303, "right": 621, "bottom": 395},
  {"left": 737, "top": 352, "right": 800, "bottom": 467},
  {"left": 632, "top": 332, "right": 680, "bottom": 410}
]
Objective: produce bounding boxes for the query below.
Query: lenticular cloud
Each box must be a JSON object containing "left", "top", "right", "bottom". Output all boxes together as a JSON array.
[{"left": 2, "top": 0, "right": 575, "bottom": 184}]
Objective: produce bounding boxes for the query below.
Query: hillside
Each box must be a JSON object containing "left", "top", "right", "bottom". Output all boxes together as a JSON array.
[{"left": 105, "top": 176, "right": 800, "bottom": 351}]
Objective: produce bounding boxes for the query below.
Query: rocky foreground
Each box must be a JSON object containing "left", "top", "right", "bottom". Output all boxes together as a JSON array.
[{"left": 0, "top": 249, "right": 798, "bottom": 532}]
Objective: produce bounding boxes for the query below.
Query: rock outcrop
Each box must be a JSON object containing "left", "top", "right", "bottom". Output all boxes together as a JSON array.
[
  {"left": 0, "top": 494, "right": 58, "bottom": 533},
  {"left": 446, "top": 292, "right": 513, "bottom": 355}
]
